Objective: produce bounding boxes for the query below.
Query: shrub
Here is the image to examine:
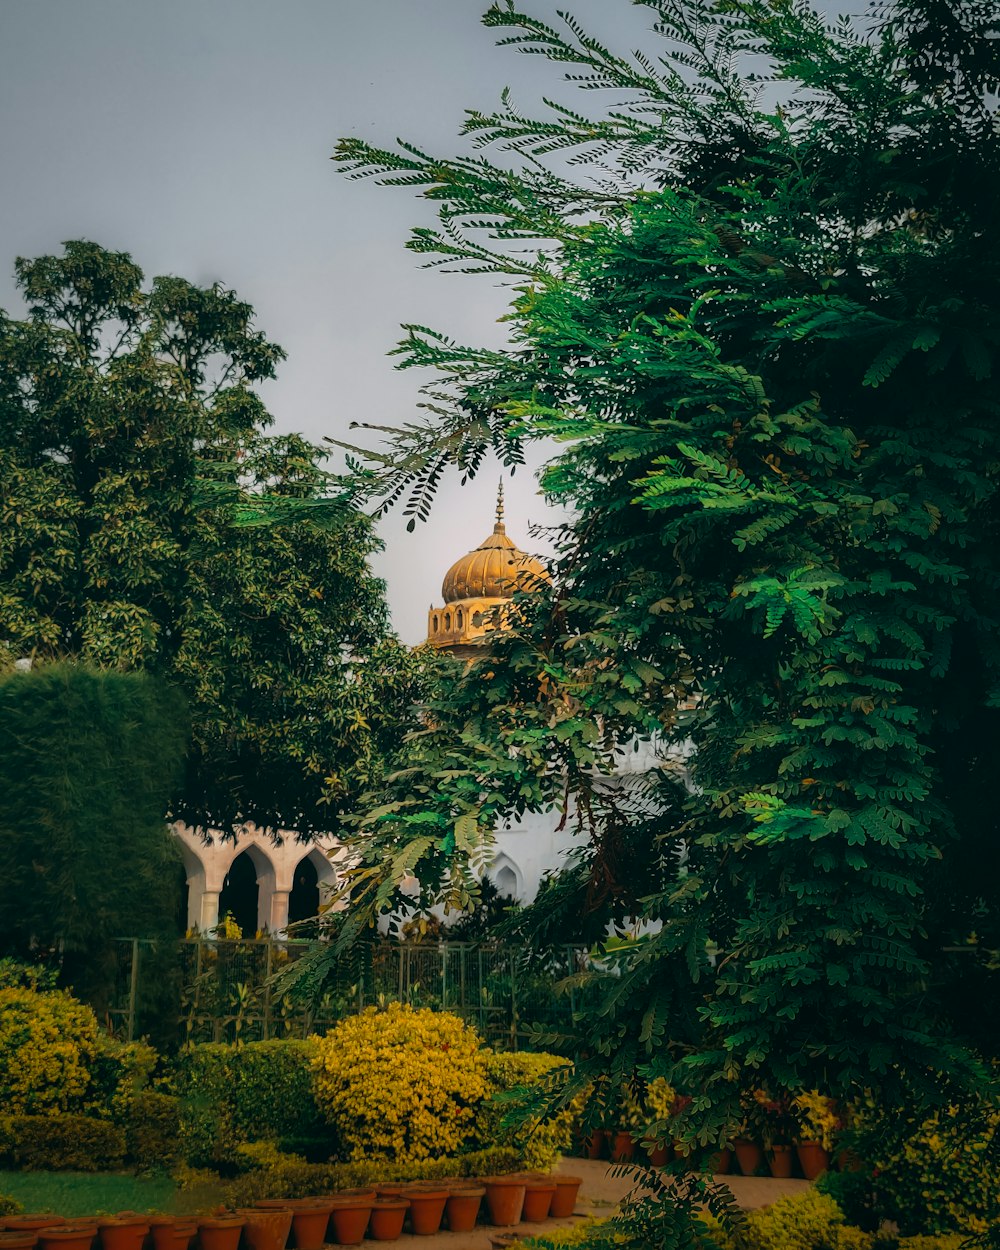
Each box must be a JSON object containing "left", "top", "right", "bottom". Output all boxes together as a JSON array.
[
  {"left": 0, "top": 1113, "right": 126, "bottom": 1171},
  {"left": 223, "top": 1144, "right": 522, "bottom": 1206},
  {"left": 175, "top": 1040, "right": 327, "bottom": 1169},
  {"left": 473, "top": 1051, "right": 574, "bottom": 1171},
  {"left": 818, "top": 1097, "right": 1000, "bottom": 1236},
  {"left": 87, "top": 1034, "right": 159, "bottom": 1119},
  {"left": 0, "top": 985, "right": 98, "bottom": 1115},
  {"left": 699, "top": 1192, "right": 871, "bottom": 1250},
  {"left": 0, "top": 1194, "right": 23, "bottom": 1217},
  {"left": 896, "top": 1238, "right": 966, "bottom": 1250},
  {"left": 312, "top": 1004, "right": 490, "bottom": 1164},
  {"left": 125, "top": 1091, "right": 181, "bottom": 1170}
]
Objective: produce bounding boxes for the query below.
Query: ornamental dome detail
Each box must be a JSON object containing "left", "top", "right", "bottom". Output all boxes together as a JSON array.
[{"left": 427, "top": 483, "right": 547, "bottom": 652}]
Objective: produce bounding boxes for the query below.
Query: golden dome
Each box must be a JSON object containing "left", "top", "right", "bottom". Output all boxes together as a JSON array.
[{"left": 440, "top": 486, "right": 546, "bottom": 604}]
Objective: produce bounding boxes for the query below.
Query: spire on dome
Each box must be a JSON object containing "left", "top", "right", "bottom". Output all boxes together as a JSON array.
[{"left": 495, "top": 479, "right": 505, "bottom": 531}]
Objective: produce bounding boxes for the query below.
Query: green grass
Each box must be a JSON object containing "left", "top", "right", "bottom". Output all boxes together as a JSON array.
[{"left": 0, "top": 1172, "right": 226, "bottom": 1218}]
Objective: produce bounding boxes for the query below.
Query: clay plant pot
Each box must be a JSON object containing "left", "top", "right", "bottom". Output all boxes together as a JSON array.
[
  {"left": 36, "top": 1226, "right": 98, "bottom": 1250},
  {"left": 366, "top": 1201, "right": 409, "bottom": 1243},
  {"left": 99, "top": 1218, "right": 149, "bottom": 1250},
  {"left": 405, "top": 1189, "right": 448, "bottom": 1236},
  {"left": 521, "top": 1181, "right": 556, "bottom": 1223},
  {"left": 234, "top": 1209, "right": 291, "bottom": 1250},
  {"left": 374, "top": 1185, "right": 407, "bottom": 1200},
  {"left": 647, "top": 1143, "right": 672, "bottom": 1167},
  {"left": 0, "top": 1235, "right": 42, "bottom": 1250},
  {"left": 584, "top": 1129, "right": 606, "bottom": 1160},
  {"left": 548, "top": 1176, "right": 582, "bottom": 1220},
  {"left": 609, "top": 1130, "right": 635, "bottom": 1163},
  {"left": 734, "top": 1138, "right": 764, "bottom": 1177},
  {"left": 4, "top": 1223, "right": 66, "bottom": 1237},
  {"left": 767, "top": 1144, "right": 794, "bottom": 1178},
  {"left": 483, "top": 1177, "right": 526, "bottom": 1227},
  {"left": 836, "top": 1149, "right": 863, "bottom": 1173},
  {"left": 196, "top": 1216, "right": 244, "bottom": 1250},
  {"left": 796, "top": 1142, "right": 831, "bottom": 1181},
  {"left": 710, "top": 1148, "right": 733, "bottom": 1176},
  {"left": 285, "top": 1206, "right": 331, "bottom": 1250},
  {"left": 444, "top": 1187, "right": 484, "bottom": 1234},
  {"left": 326, "top": 1198, "right": 374, "bottom": 1248},
  {"left": 151, "top": 1222, "right": 195, "bottom": 1250}
]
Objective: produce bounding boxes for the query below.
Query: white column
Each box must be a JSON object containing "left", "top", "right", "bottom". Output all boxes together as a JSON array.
[
  {"left": 270, "top": 889, "right": 290, "bottom": 937},
  {"left": 199, "top": 890, "right": 220, "bottom": 933}
]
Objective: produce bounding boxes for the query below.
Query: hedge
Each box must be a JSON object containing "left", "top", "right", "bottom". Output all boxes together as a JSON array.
[
  {"left": 224, "top": 1145, "right": 523, "bottom": 1207},
  {"left": 0, "top": 1114, "right": 126, "bottom": 1172}
]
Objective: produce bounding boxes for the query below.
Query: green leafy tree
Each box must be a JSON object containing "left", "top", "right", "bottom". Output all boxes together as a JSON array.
[
  {"left": 0, "top": 663, "right": 186, "bottom": 1001},
  {"left": 314, "top": 1, "right": 1000, "bottom": 1243},
  {"left": 0, "top": 241, "right": 418, "bottom": 834}
]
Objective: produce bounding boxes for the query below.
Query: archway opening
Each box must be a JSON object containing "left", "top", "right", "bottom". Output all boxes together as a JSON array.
[
  {"left": 289, "top": 855, "right": 320, "bottom": 935},
  {"left": 176, "top": 861, "right": 190, "bottom": 934},
  {"left": 219, "top": 851, "right": 258, "bottom": 938},
  {"left": 495, "top": 865, "right": 518, "bottom": 898}
]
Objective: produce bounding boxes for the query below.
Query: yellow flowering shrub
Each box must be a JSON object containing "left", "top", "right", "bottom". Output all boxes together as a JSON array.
[
  {"left": 699, "top": 1192, "right": 871, "bottom": 1250},
  {"left": 473, "top": 1051, "right": 574, "bottom": 1170},
  {"left": 793, "top": 1090, "right": 842, "bottom": 1151},
  {"left": 0, "top": 985, "right": 98, "bottom": 1115},
  {"left": 311, "top": 1003, "right": 489, "bottom": 1164}
]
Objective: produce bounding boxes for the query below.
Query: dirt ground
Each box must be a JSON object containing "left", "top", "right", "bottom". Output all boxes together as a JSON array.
[{"left": 379, "top": 1157, "right": 811, "bottom": 1249}]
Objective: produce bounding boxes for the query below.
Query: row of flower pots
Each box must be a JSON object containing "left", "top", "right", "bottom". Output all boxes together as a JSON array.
[
  {"left": 583, "top": 1130, "right": 833, "bottom": 1180},
  {"left": 0, "top": 1174, "right": 583, "bottom": 1250}
]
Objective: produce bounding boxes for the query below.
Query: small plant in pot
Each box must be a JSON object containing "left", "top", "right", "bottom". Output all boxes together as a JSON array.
[
  {"left": 751, "top": 1088, "right": 799, "bottom": 1177},
  {"left": 792, "top": 1090, "right": 841, "bottom": 1179},
  {"left": 641, "top": 1077, "right": 676, "bottom": 1166}
]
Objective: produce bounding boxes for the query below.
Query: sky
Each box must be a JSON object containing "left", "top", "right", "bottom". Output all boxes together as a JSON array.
[{"left": 0, "top": 0, "right": 844, "bottom": 643}]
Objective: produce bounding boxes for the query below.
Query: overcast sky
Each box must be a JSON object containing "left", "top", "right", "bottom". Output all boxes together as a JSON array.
[{"left": 0, "top": 0, "right": 846, "bottom": 643}]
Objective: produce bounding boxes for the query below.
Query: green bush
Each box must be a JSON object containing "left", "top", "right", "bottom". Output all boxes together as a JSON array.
[
  {"left": 86, "top": 1034, "right": 159, "bottom": 1119},
  {"left": 125, "top": 1091, "right": 181, "bottom": 1170},
  {"left": 473, "top": 1051, "right": 574, "bottom": 1171},
  {"left": 223, "top": 1144, "right": 522, "bottom": 1206},
  {"left": 0, "top": 985, "right": 99, "bottom": 1115},
  {"left": 175, "top": 1040, "right": 326, "bottom": 1170},
  {"left": 896, "top": 1238, "right": 966, "bottom": 1250},
  {"left": 0, "top": 1194, "right": 23, "bottom": 1217},
  {"left": 700, "top": 1192, "right": 872, "bottom": 1250},
  {"left": 817, "top": 1097, "right": 1000, "bottom": 1237},
  {"left": 0, "top": 1114, "right": 126, "bottom": 1171}
]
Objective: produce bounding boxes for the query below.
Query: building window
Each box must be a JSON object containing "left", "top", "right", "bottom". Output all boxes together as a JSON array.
[
  {"left": 432, "top": 614, "right": 439, "bottom": 633},
  {"left": 444, "top": 612, "right": 452, "bottom": 630},
  {"left": 457, "top": 609, "right": 464, "bottom": 630}
]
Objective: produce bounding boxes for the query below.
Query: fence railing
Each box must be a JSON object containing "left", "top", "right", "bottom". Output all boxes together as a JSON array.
[{"left": 107, "top": 937, "right": 583, "bottom": 1050}]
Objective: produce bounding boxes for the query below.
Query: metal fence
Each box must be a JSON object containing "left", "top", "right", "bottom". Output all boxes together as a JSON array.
[{"left": 108, "top": 937, "right": 583, "bottom": 1050}]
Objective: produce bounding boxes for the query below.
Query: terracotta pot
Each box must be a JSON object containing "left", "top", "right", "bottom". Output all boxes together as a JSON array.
[
  {"left": 548, "top": 1176, "right": 581, "bottom": 1220},
  {"left": 609, "top": 1130, "right": 635, "bottom": 1163},
  {"left": 99, "top": 1219, "right": 149, "bottom": 1250},
  {"left": 235, "top": 1209, "right": 292, "bottom": 1250},
  {"left": 836, "top": 1149, "right": 863, "bottom": 1173},
  {"left": 327, "top": 1199, "right": 374, "bottom": 1248},
  {"left": 584, "top": 1129, "right": 606, "bottom": 1160},
  {"left": 374, "top": 1185, "right": 407, "bottom": 1200},
  {"left": 0, "top": 1235, "right": 41, "bottom": 1250},
  {"left": 4, "top": 1223, "right": 65, "bottom": 1236},
  {"left": 153, "top": 1223, "right": 195, "bottom": 1250},
  {"left": 366, "top": 1201, "right": 408, "bottom": 1243},
  {"left": 647, "top": 1143, "right": 672, "bottom": 1167},
  {"left": 482, "top": 1177, "right": 526, "bottom": 1227},
  {"left": 37, "top": 1227, "right": 97, "bottom": 1250},
  {"left": 405, "top": 1189, "right": 447, "bottom": 1236},
  {"left": 521, "top": 1182, "right": 556, "bottom": 1223},
  {"left": 710, "top": 1148, "right": 733, "bottom": 1176},
  {"left": 286, "top": 1207, "right": 331, "bottom": 1250},
  {"left": 767, "top": 1144, "right": 794, "bottom": 1178},
  {"left": 444, "top": 1187, "right": 484, "bottom": 1233},
  {"left": 796, "top": 1142, "right": 831, "bottom": 1180},
  {"left": 734, "top": 1138, "right": 764, "bottom": 1177},
  {"left": 196, "top": 1217, "right": 244, "bottom": 1250}
]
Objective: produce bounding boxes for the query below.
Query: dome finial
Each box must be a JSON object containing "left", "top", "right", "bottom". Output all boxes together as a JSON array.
[{"left": 495, "top": 478, "right": 505, "bottom": 531}]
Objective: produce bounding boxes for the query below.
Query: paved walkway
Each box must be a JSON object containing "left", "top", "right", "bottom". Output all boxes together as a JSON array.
[{"left": 377, "top": 1157, "right": 810, "bottom": 1249}]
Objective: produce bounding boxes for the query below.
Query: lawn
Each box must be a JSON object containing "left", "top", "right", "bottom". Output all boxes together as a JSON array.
[{"left": 0, "top": 1172, "right": 226, "bottom": 1217}]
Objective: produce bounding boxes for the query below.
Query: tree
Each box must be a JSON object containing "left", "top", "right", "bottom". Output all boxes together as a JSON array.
[
  {"left": 0, "top": 241, "right": 418, "bottom": 834},
  {"left": 317, "top": 1, "right": 1000, "bottom": 1243},
  {"left": 0, "top": 663, "right": 187, "bottom": 1001}
]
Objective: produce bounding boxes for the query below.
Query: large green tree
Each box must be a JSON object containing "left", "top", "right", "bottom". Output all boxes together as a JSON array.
[
  {"left": 315, "top": 0, "right": 1000, "bottom": 1243},
  {"left": 0, "top": 241, "right": 417, "bottom": 834}
]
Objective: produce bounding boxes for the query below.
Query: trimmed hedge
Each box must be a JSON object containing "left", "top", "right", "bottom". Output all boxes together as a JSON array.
[
  {"left": 0, "top": 1114, "right": 126, "bottom": 1171},
  {"left": 125, "top": 1091, "right": 181, "bottom": 1171},
  {"left": 224, "top": 1145, "right": 522, "bottom": 1206},
  {"left": 175, "top": 1040, "right": 325, "bottom": 1170}
]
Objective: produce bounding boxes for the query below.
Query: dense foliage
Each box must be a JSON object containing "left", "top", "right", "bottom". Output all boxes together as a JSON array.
[
  {"left": 0, "top": 241, "right": 417, "bottom": 834},
  {"left": 0, "top": 983, "right": 99, "bottom": 1115},
  {"left": 318, "top": 0, "right": 1000, "bottom": 1243},
  {"left": 0, "top": 664, "right": 186, "bottom": 974},
  {"left": 311, "top": 1004, "right": 490, "bottom": 1164}
]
